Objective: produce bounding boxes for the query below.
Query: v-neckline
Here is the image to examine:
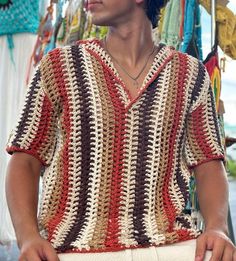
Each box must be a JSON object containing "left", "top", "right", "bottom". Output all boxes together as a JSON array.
[{"left": 82, "top": 39, "right": 175, "bottom": 111}]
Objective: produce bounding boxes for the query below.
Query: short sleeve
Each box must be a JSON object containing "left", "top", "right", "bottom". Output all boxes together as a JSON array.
[
  {"left": 6, "top": 58, "right": 60, "bottom": 166},
  {"left": 184, "top": 63, "right": 225, "bottom": 168}
]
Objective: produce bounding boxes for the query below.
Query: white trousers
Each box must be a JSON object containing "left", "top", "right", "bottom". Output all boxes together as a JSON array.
[
  {"left": 58, "top": 239, "right": 212, "bottom": 261},
  {"left": 0, "top": 33, "right": 37, "bottom": 244}
]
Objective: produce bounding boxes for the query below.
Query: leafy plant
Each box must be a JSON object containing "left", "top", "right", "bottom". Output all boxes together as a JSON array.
[{"left": 226, "top": 155, "right": 236, "bottom": 178}]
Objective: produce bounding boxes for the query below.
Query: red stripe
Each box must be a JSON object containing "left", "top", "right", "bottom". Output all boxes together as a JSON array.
[
  {"left": 162, "top": 53, "right": 187, "bottom": 231},
  {"left": 45, "top": 49, "right": 72, "bottom": 241},
  {"left": 191, "top": 105, "right": 215, "bottom": 157},
  {"left": 86, "top": 45, "right": 129, "bottom": 246},
  {"left": 6, "top": 146, "right": 47, "bottom": 166},
  {"left": 102, "top": 67, "right": 126, "bottom": 247},
  {"left": 176, "top": 229, "right": 194, "bottom": 241},
  {"left": 189, "top": 155, "right": 225, "bottom": 169}
]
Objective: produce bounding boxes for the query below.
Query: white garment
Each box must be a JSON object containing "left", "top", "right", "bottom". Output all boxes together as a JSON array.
[
  {"left": 0, "top": 33, "right": 37, "bottom": 244},
  {"left": 58, "top": 239, "right": 212, "bottom": 261}
]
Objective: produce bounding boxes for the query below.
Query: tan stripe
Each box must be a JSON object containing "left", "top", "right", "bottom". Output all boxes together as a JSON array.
[
  {"left": 141, "top": 69, "right": 170, "bottom": 244},
  {"left": 183, "top": 57, "right": 206, "bottom": 165},
  {"left": 186, "top": 115, "right": 205, "bottom": 164},
  {"left": 204, "top": 95, "right": 223, "bottom": 154},
  {"left": 168, "top": 55, "right": 195, "bottom": 213},
  {"left": 87, "top": 55, "right": 115, "bottom": 249},
  {"left": 155, "top": 60, "right": 178, "bottom": 234}
]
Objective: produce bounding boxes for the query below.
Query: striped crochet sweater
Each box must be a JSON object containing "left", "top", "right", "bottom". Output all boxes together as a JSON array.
[{"left": 7, "top": 39, "right": 224, "bottom": 253}]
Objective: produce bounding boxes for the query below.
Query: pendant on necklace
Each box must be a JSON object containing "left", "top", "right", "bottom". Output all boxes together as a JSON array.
[{"left": 133, "top": 80, "right": 139, "bottom": 88}]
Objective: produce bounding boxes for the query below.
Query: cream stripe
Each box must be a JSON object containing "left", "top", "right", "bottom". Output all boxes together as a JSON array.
[
  {"left": 88, "top": 57, "right": 115, "bottom": 248},
  {"left": 119, "top": 103, "right": 140, "bottom": 246},
  {"left": 169, "top": 56, "right": 197, "bottom": 211},
  {"left": 154, "top": 61, "right": 177, "bottom": 233},
  {"left": 142, "top": 65, "right": 171, "bottom": 244},
  {"left": 203, "top": 94, "right": 223, "bottom": 154}
]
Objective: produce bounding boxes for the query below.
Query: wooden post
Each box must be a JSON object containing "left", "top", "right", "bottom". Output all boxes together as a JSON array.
[{"left": 211, "top": 0, "right": 216, "bottom": 49}]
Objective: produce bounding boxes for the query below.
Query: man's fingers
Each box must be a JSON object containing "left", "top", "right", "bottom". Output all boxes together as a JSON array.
[
  {"left": 233, "top": 249, "right": 236, "bottom": 260},
  {"left": 43, "top": 251, "right": 60, "bottom": 261},
  {"left": 19, "top": 250, "right": 42, "bottom": 261},
  {"left": 221, "top": 246, "right": 233, "bottom": 261},
  {"left": 41, "top": 243, "right": 60, "bottom": 261},
  {"left": 209, "top": 239, "right": 224, "bottom": 261},
  {"left": 195, "top": 236, "right": 207, "bottom": 261},
  {"left": 18, "top": 240, "right": 60, "bottom": 261},
  {"left": 197, "top": 230, "right": 236, "bottom": 261}
]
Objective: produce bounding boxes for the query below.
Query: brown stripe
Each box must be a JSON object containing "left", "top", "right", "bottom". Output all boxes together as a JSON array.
[
  {"left": 12, "top": 69, "right": 41, "bottom": 145},
  {"left": 59, "top": 45, "right": 94, "bottom": 251},
  {"left": 132, "top": 81, "right": 159, "bottom": 245}
]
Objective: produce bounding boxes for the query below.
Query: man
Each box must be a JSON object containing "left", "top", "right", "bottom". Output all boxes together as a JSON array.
[{"left": 5, "top": 0, "right": 236, "bottom": 260}]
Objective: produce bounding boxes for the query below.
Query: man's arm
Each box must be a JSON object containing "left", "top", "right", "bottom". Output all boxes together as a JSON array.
[
  {"left": 6, "top": 152, "right": 59, "bottom": 261},
  {"left": 194, "top": 160, "right": 236, "bottom": 261}
]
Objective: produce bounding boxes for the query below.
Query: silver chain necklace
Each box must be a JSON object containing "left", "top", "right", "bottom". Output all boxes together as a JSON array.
[{"left": 104, "top": 38, "right": 156, "bottom": 88}]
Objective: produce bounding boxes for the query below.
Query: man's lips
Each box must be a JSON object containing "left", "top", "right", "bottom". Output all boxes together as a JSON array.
[
  {"left": 87, "top": 1, "right": 102, "bottom": 11},
  {"left": 88, "top": 0, "right": 102, "bottom": 4}
]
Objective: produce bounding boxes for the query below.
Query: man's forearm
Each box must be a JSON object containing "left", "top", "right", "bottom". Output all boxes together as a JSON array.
[
  {"left": 5, "top": 152, "right": 42, "bottom": 247},
  {"left": 194, "top": 160, "right": 229, "bottom": 233}
]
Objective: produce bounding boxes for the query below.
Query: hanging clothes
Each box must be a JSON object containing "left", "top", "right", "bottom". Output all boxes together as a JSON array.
[
  {"left": 180, "top": 0, "right": 203, "bottom": 60},
  {"left": 180, "top": 0, "right": 195, "bottom": 52},
  {"left": 159, "top": 0, "right": 182, "bottom": 49},
  {"left": 0, "top": 0, "right": 39, "bottom": 35},
  {"left": 159, "top": 0, "right": 203, "bottom": 59},
  {"left": 0, "top": 0, "right": 40, "bottom": 62},
  {"left": 29, "top": 2, "right": 54, "bottom": 69},
  {"left": 204, "top": 46, "right": 221, "bottom": 111},
  {"left": 203, "top": 40, "right": 225, "bottom": 148},
  {"left": 0, "top": 0, "right": 41, "bottom": 245},
  {"left": 179, "top": 0, "right": 185, "bottom": 41},
  {"left": 56, "top": 0, "right": 86, "bottom": 46},
  {"left": 200, "top": 0, "right": 236, "bottom": 60},
  {"left": 0, "top": 33, "right": 37, "bottom": 244},
  {"left": 56, "top": 0, "right": 107, "bottom": 46}
]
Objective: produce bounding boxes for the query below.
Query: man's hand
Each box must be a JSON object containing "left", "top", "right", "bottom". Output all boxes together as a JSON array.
[
  {"left": 6, "top": 153, "right": 59, "bottom": 260},
  {"left": 195, "top": 229, "right": 236, "bottom": 261},
  {"left": 19, "top": 234, "right": 60, "bottom": 261},
  {"left": 194, "top": 160, "right": 236, "bottom": 260}
]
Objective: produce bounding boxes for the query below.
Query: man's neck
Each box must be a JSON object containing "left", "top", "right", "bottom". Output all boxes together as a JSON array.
[{"left": 105, "top": 20, "right": 154, "bottom": 67}]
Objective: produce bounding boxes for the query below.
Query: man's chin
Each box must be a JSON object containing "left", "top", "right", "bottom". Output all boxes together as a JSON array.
[{"left": 91, "top": 16, "right": 110, "bottom": 27}]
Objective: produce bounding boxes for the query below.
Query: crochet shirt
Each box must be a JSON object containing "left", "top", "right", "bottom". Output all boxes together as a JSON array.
[{"left": 6, "top": 39, "right": 224, "bottom": 253}]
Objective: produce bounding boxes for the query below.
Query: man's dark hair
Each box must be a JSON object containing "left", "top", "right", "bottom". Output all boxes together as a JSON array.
[{"left": 145, "top": 0, "right": 166, "bottom": 28}]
